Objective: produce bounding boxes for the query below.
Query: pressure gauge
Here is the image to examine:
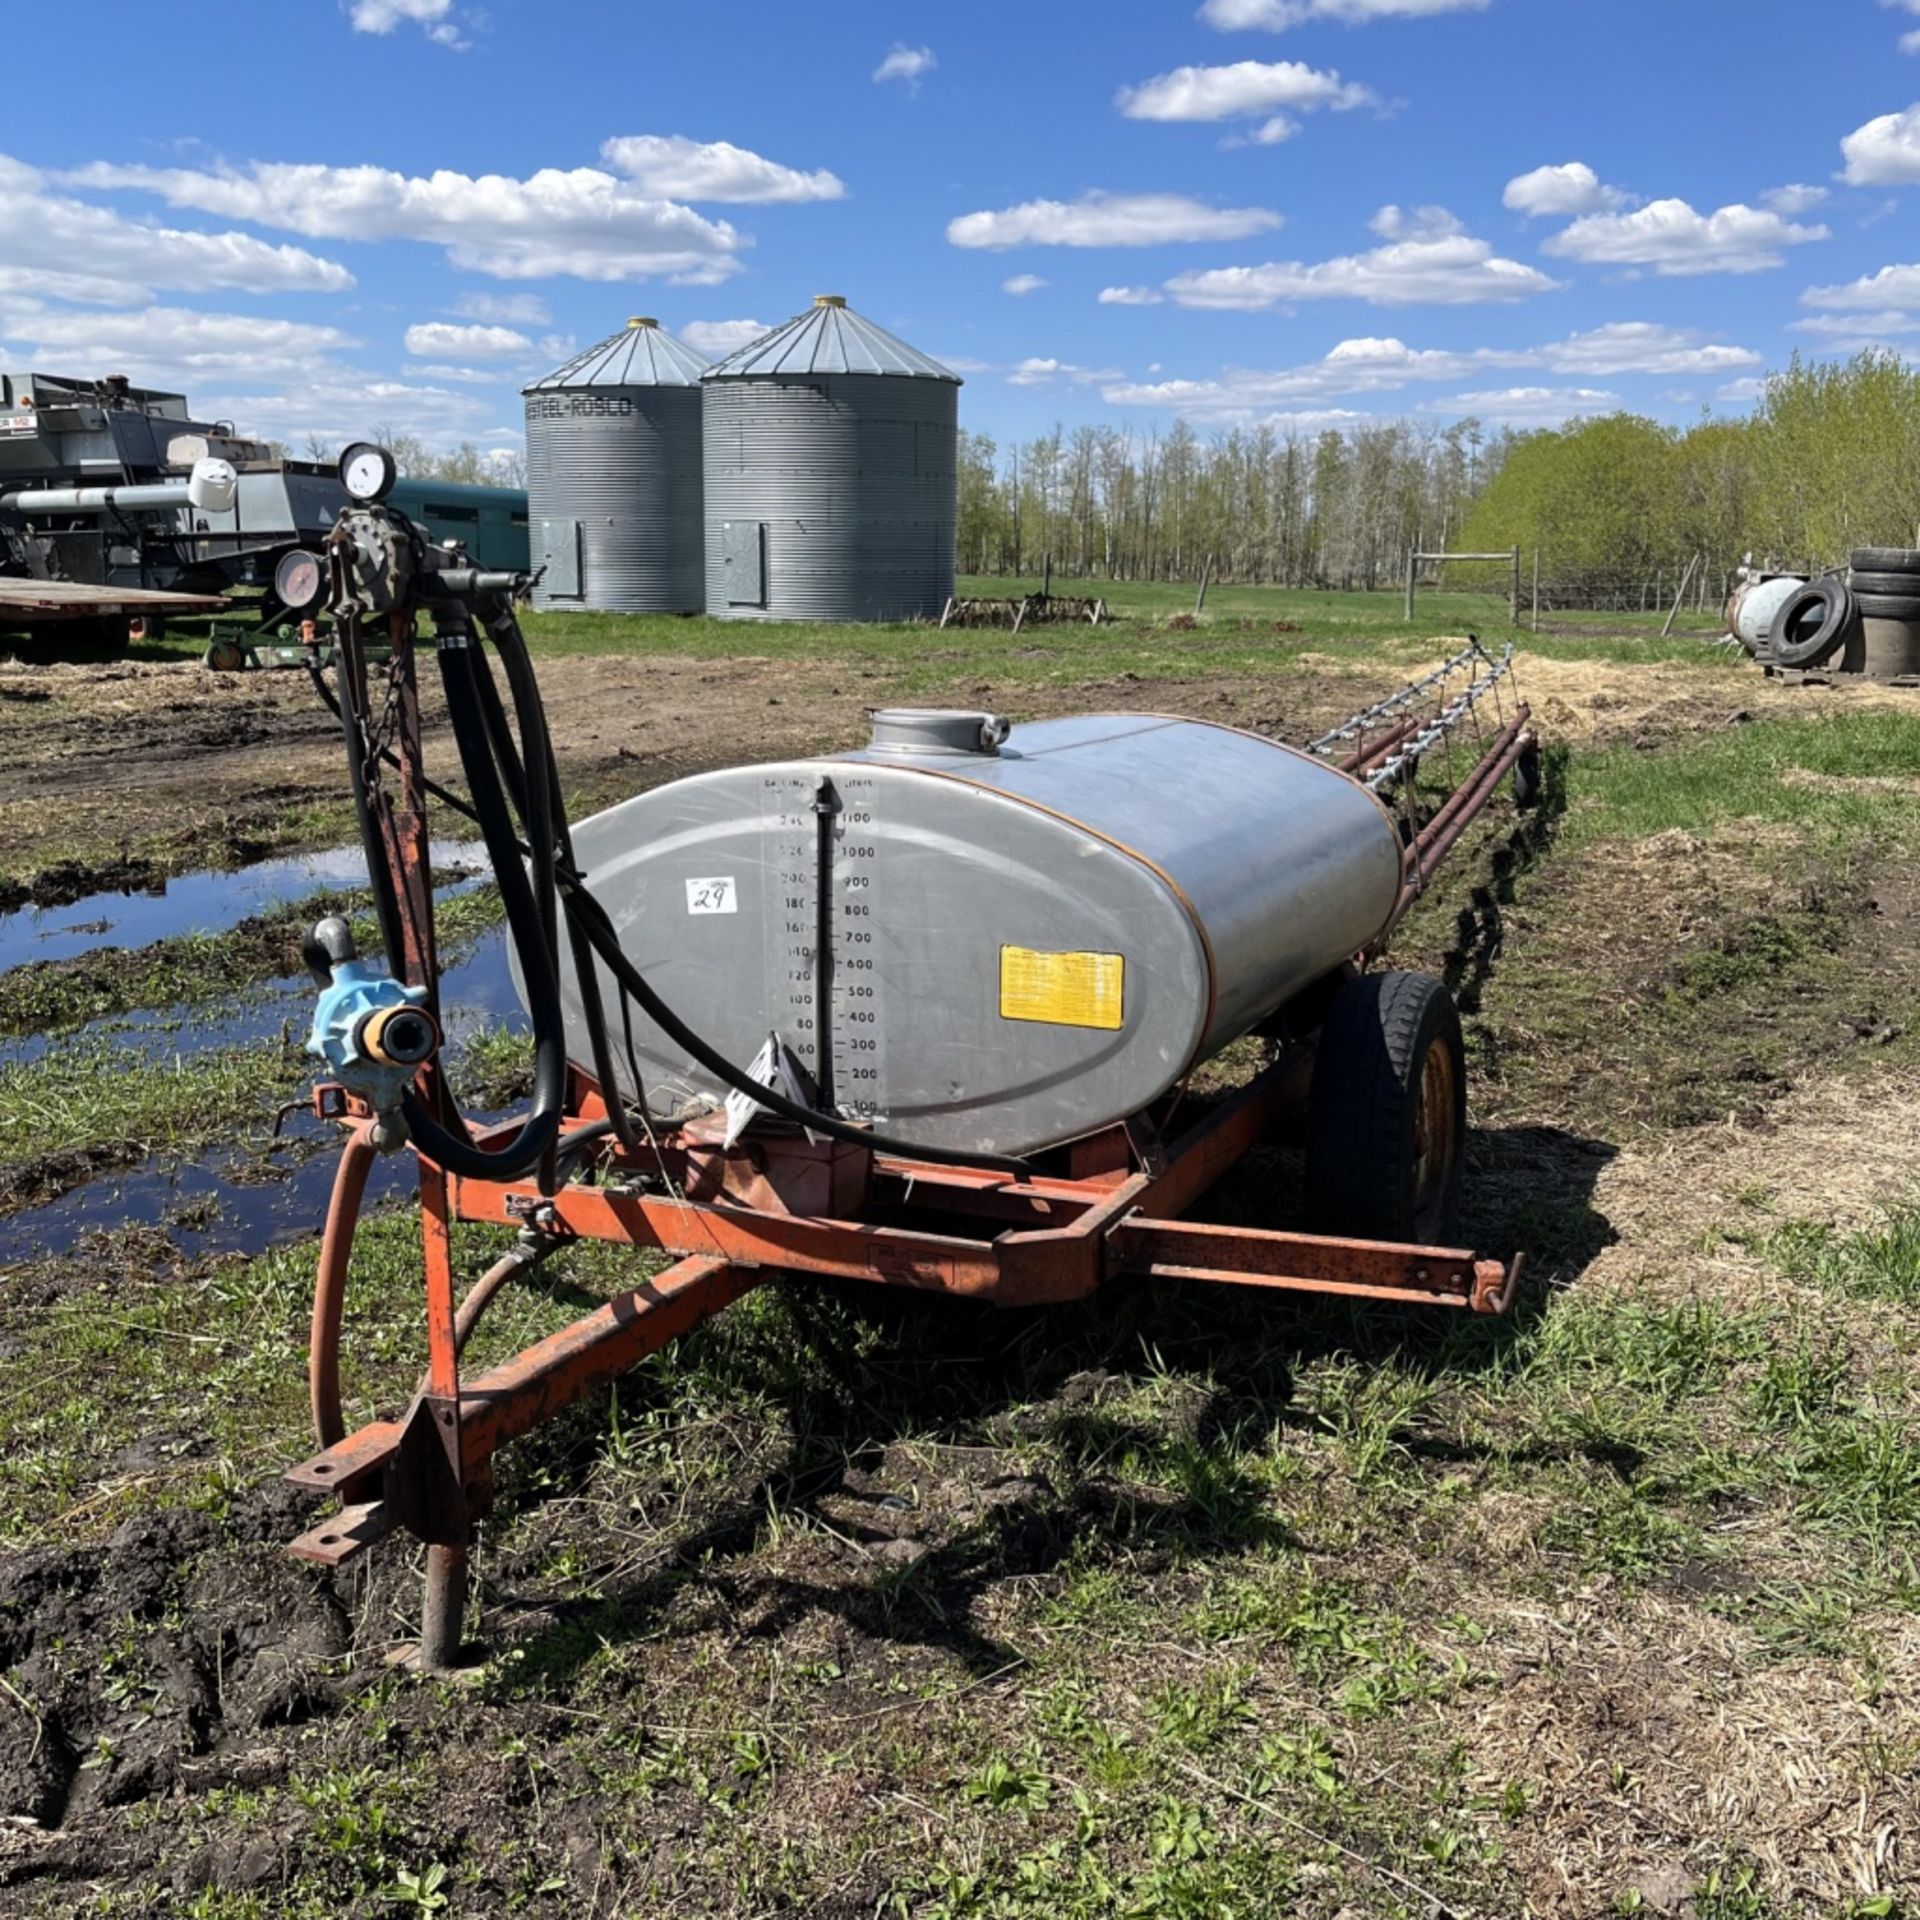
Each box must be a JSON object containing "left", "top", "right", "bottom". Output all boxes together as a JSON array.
[
  {"left": 273, "top": 547, "right": 325, "bottom": 614},
  {"left": 337, "top": 441, "right": 397, "bottom": 503}
]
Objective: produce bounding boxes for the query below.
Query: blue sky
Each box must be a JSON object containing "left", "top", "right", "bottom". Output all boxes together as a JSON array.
[{"left": 5, "top": 0, "right": 1918, "bottom": 460}]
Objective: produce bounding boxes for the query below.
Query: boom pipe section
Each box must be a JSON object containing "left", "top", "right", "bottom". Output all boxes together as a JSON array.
[
  {"left": 1383, "top": 707, "right": 1535, "bottom": 937},
  {"left": 1365, "top": 645, "right": 1518, "bottom": 794},
  {"left": 1306, "top": 637, "right": 1495, "bottom": 757}
]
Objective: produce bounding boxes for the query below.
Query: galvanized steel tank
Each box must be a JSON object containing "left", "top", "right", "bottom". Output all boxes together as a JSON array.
[
  {"left": 700, "top": 295, "right": 959, "bottom": 622},
  {"left": 537, "top": 709, "right": 1404, "bottom": 1155},
  {"left": 1725, "top": 572, "right": 1807, "bottom": 654},
  {"left": 523, "top": 318, "right": 708, "bottom": 613}
]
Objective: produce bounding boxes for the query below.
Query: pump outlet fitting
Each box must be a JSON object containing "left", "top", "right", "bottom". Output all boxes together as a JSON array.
[{"left": 305, "top": 916, "right": 441, "bottom": 1114}]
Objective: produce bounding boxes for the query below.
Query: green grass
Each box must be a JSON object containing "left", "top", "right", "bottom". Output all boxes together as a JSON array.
[
  {"left": 0, "top": 1036, "right": 304, "bottom": 1168},
  {"left": 1764, "top": 1210, "right": 1920, "bottom": 1305},
  {"left": 1565, "top": 708, "right": 1920, "bottom": 851},
  {"left": 511, "top": 575, "right": 1728, "bottom": 683}
]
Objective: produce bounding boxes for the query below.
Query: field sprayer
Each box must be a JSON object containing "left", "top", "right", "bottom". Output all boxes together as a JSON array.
[{"left": 286, "top": 450, "right": 1539, "bottom": 1669}]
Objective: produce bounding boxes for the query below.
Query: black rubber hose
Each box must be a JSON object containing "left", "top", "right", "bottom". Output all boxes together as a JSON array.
[
  {"left": 468, "top": 624, "right": 643, "bottom": 1157},
  {"left": 457, "top": 624, "right": 562, "bottom": 1193},
  {"left": 390, "top": 640, "right": 565, "bottom": 1180},
  {"left": 311, "top": 649, "right": 614, "bottom": 1163}
]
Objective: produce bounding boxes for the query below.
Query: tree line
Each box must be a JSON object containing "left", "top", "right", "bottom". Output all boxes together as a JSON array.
[
  {"left": 958, "top": 351, "right": 1920, "bottom": 596},
  {"left": 958, "top": 415, "right": 1511, "bottom": 592}
]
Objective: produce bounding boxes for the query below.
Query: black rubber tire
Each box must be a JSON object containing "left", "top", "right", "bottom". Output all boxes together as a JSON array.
[
  {"left": 1512, "top": 742, "right": 1543, "bottom": 809},
  {"left": 1852, "top": 591, "right": 1920, "bottom": 621},
  {"left": 1851, "top": 548, "right": 1920, "bottom": 575},
  {"left": 1768, "top": 581, "right": 1855, "bottom": 669},
  {"left": 1306, "top": 970, "right": 1467, "bottom": 1246},
  {"left": 1846, "top": 571, "right": 1920, "bottom": 597}
]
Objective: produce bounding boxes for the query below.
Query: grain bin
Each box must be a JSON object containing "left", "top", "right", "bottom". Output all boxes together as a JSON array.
[
  {"left": 523, "top": 318, "right": 708, "bottom": 613},
  {"left": 701, "top": 296, "right": 958, "bottom": 622}
]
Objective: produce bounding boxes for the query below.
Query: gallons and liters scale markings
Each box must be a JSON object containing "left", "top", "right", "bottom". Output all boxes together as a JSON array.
[
  {"left": 748, "top": 770, "right": 890, "bottom": 1126},
  {"left": 827, "top": 770, "right": 888, "bottom": 1124}
]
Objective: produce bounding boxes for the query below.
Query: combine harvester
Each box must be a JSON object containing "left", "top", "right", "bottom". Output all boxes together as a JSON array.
[
  {"left": 286, "top": 449, "right": 1540, "bottom": 1668},
  {"left": 0, "top": 371, "right": 343, "bottom": 645},
  {"left": 0, "top": 371, "right": 529, "bottom": 657}
]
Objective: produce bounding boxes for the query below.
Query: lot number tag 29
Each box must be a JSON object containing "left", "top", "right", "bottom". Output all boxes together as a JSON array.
[{"left": 686, "top": 876, "right": 738, "bottom": 915}]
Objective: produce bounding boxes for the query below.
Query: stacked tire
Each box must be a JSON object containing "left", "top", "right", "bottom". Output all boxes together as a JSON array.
[{"left": 1846, "top": 548, "right": 1920, "bottom": 680}]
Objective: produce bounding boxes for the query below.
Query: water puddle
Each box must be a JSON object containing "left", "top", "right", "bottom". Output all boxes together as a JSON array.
[
  {"left": 0, "top": 926, "right": 529, "bottom": 1265},
  {"left": 0, "top": 840, "right": 490, "bottom": 973},
  {"left": 0, "top": 925, "right": 523, "bottom": 1074}
]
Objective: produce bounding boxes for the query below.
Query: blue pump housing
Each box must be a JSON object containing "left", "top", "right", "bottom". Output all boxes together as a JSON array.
[{"left": 308, "top": 957, "right": 432, "bottom": 1112}]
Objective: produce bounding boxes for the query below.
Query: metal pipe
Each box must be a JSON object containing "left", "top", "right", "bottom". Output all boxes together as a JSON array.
[
  {"left": 1336, "top": 716, "right": 1421, "bottom": 778},
  {"left": 1381, "top": 711, "right": 1533, "bottom": 935},
  {"left": 2, "top": 456, "right": 237, "bottom": 518},
  {"left": 2, "top": 480, "right": 195, "bottom": 514},
  {"left": 311, "top": 1120, "right": 379, "bottom": 1449},
  {"left": 417, "top": 1544, "right": 467, "bottom": 1670}
]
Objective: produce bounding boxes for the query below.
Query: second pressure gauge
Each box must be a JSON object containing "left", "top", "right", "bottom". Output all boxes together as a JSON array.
[{"left": 338, "top": 441, "right": 398, "bottom": 503}]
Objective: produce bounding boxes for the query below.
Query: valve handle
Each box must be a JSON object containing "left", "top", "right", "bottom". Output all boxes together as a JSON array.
[{"left": 303, "top": 914, "right": 358, "bottom": 986}]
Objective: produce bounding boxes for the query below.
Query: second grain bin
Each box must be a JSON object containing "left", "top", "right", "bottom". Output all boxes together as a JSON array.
[
  {"left": 702, "top": 296, "right": 959, "bottom": 622},
  {"left": 523, "top": 318, "right": 708, "bottom": 613}
]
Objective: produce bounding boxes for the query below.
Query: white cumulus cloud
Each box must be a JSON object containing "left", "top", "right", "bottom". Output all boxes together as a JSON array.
[
  {"left": 1098, "top": 321, "right": 1754, "bottom": 416},
  {"left": 1099, "top": 285, "right": 1166, "bottom": 305},
  {"left": 1008, "top": 357, "right": 1122, "bottom": 387},
  {"left": 347, "top": 0, "right": 470, "bottom": 48},
  {"left": 1117, "top": 59, "right": 1373, "bottom": 123},
  {"left": 1163, "top": 216, "right": 1556, "bottom": 308},
  {"left": 1842, "top": 103, "right": 1920, "bottom": 184},
  {"left": 1796, "top": 263, "right": 1920, "bottom": 345},
  {"left": 948, "top": 191, "right": 1282, "bottom": 250},
  {"left": 599, "top": 135, "right": 844, "bottom": 204},
  {"left": 1002, "top": 273, "right": 1049, "bottom": 296},
  {"left": 63, "top": 156, "right": 746, "bottom": 284},
  {"left": 1369, "top": 204, "right": 1462, "bottom": 240},
  {"left": 873, "top": 45, "right": 935, "bottom": 89},
  {"left": 1543, "top": 198, "right": 1828, "bottom": 275},
  {"left": 452, "top": 291, "right": 550, "bottom": 326},
  {"left": 0, "top": 304, "right": 356, "bottom": 387},
  {"left": 1761, "top": 183, "right": 1830, "bottom": 216},
  {"left": 403, "top": 321, "right": 532, "bottom": 358},
  {"left": 1503, "top": 161, "right": 1632, "bottom": 218},
  {"left": 0, "top": 153, "right": 351, "bottom": 303},
  {"left": 1201, "top": 0, "right": 1489, "bottom": 27},
  {"left": 679, "top": 318, "right": 768, "bottom": 358},
  {"left": 1802, "top": 262, "right": 1920, "bottom": 310},
  {"left": 1427, "top": 386, "right": 1616, "bottom": 421}
]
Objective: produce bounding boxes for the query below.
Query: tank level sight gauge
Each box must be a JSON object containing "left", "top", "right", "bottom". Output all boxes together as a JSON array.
[{"left": 338, "top": 441, "right": 397, "bottom": 503}]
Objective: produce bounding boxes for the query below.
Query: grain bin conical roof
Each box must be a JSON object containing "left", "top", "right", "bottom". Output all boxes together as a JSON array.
[
  {"left": 523, "top": 317, "right": 710, "bottom": 392},
  {"left": 703, "top": 295, "right": 959, "bottom": 383}
]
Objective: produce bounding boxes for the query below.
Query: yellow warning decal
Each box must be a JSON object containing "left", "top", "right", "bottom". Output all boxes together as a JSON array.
[{"left": 998, "top": 945, "right": 1125, "bottom": 1031}]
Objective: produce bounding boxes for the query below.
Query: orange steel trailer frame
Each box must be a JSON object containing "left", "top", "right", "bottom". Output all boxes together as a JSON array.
[{"left": 286, "top": 616, "right": 1533, "bottom": 1670}]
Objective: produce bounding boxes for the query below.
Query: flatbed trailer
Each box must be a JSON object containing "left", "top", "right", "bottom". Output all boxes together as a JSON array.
[{"left": 0, "top": 576, "right": 225, "bottom": 637}]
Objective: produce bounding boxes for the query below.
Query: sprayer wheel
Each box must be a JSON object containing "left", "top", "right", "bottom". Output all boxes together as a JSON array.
[
  {"left": 1512, "top": 742, "right": 1543, "bottom": 810},
  {"left": 1306, "top": 970, "right": 1466, "bottom": 1246}
]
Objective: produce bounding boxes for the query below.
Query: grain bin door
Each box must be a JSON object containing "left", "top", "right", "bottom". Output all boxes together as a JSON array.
[
  {"left": 538, "top": 517, "right": 582, "bottom": 599},
  {"left": 720, "top": 520, "right": 764, "bottom": 607}
]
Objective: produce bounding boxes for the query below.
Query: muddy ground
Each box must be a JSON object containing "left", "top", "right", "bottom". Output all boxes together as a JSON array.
[
  {"left": 0, "top": 637, "right": 1817, "bottom": 898},
  {"left": 1, "top": 623, "right": 1917, "bottom": 1918}
]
